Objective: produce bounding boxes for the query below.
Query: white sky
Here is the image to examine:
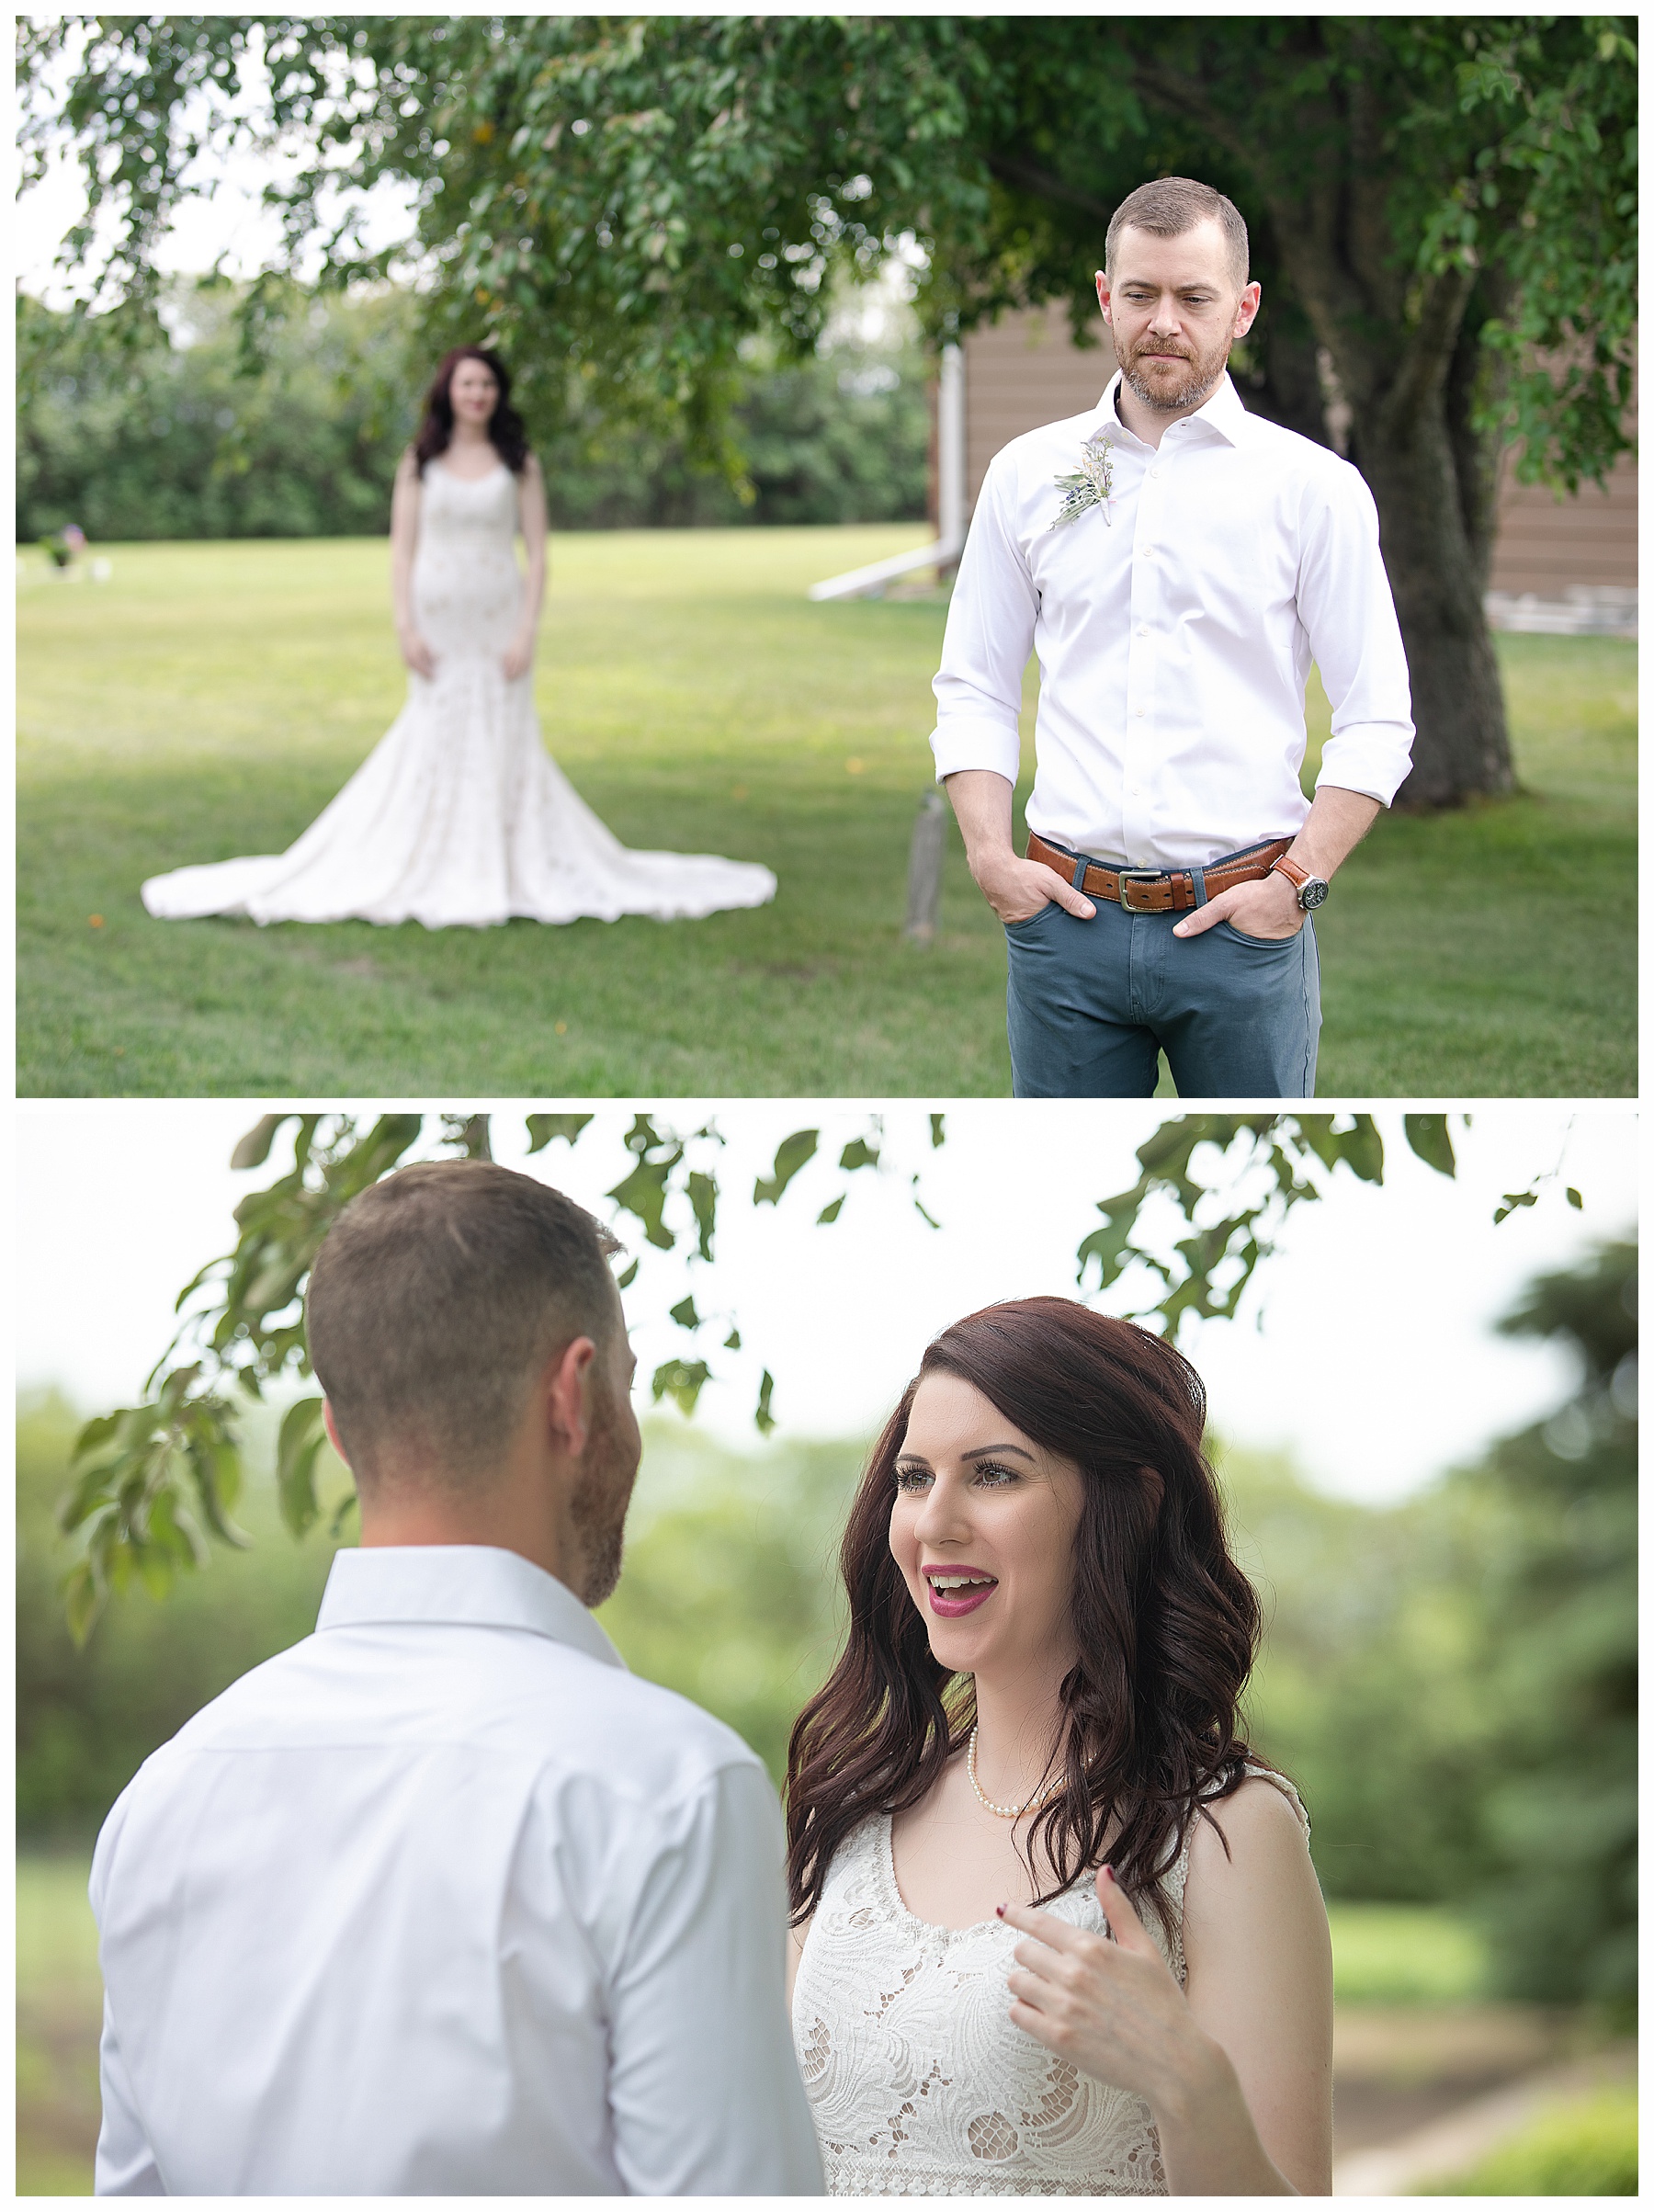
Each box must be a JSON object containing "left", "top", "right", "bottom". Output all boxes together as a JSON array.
[
  {"left": 15, "top": 47, "right": 920, "bottom": 339},
  {"left": 16, "top": 28, "right": 423, "bottom": 310},
  {"left": 17, "top": 1101, "right": 1634, "bottom": 1506}
]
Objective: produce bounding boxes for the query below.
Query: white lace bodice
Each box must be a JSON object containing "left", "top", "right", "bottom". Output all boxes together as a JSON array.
[
  {"left": 792, "top": 1774, "right": 1308, "bottom": 2196},
  {"left": 410, "top": 460, "right": 526, "bottom": 659}
]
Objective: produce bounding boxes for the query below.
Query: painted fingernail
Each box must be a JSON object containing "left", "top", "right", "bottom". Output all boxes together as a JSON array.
[
  {"left": 1101, "top": 1865, "right": 1116, "bottom": 1881},
  {"left": 995, "top": 1903, "right": 1006, "bottom": 1917}
]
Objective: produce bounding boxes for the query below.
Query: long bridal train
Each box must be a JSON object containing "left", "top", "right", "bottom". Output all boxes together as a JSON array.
[{"left": 140, "top": 466, "right": 777, "bottom": 930}]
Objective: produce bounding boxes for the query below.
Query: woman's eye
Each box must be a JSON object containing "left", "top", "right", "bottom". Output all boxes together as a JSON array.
[
  {"left": 974, "top": 1462, "right": 1019, "bottom": 1488},
  {"left": 895, "top": 1468, "right": 932, "bottom": 1492}
]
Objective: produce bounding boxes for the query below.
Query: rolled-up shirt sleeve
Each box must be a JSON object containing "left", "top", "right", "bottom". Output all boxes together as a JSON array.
[
  {"left": 606, "top": 1759, "right": 823, "bottom": 2195},
  {"left": 1297, "top": 464, "right": 1416, "bottom": 805},
  {"left": 929, "top": 456, "right": 1038, "bottom": 786}
]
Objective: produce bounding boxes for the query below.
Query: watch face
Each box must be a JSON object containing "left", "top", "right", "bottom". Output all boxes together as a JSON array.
[{"left": 1300, "top": 877, "right": 1330, "bottom": 910}]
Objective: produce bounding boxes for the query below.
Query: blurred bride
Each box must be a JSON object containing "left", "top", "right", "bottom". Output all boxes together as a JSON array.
[{"left": 141, "top": 346, "right": 776, "bottom": 929}]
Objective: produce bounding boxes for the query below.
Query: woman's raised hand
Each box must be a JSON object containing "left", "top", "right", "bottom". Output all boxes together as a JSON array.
[
  {"left": 399, "top": 626, "right": 436, "bottom": 680},
  {"left": 1001, "top": 1869, "right": 1216, "bottom": 2109},
  {"left": 1002, "top": 1870, "right": 1295, "bottom": 2193},
  {"left": 501, "top": 631, "right": 535, "bottom": 682}
]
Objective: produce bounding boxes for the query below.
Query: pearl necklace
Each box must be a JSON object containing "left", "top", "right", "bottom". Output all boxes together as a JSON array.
[{"left": 967, "top": 1723, "right": 1063, "bottom": 1820}]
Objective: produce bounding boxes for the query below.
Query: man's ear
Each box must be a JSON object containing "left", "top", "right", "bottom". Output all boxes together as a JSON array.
[
  {"left": 1094, "top": 268, "right": 1113, "bottom": 326},
  {"left": 545, "top": 1335, "right": 598, "bottom": 1457},
  {"left": 1233, "top": 279, "right": 1262, "bottom": 340}
]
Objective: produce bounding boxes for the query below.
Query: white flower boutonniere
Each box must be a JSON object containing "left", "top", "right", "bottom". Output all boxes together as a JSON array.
[{"left": 1049, "top": 428, "right": 1116, "bottom": 529}]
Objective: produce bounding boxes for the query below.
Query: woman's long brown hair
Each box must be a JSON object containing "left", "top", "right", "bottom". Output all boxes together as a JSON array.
[
  {"left": 413, "top": 345, "right": 531, "bottom": 475},
  {"left": 786, "top": 1298, "right": 1266, "bottom": 1927}
]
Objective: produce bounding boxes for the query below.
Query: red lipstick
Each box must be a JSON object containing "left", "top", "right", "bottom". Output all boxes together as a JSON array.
[{"left": 923, "top": 1566, "right": 999, "bottom": 1618}]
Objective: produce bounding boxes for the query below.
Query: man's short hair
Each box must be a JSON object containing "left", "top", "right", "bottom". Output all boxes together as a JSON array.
[
  {"left": 1105, "top": 176, "right": 1250, "bottom": 292},
  {"left": 306, "top": 1160, "right": 623, "bottom": 1487}
]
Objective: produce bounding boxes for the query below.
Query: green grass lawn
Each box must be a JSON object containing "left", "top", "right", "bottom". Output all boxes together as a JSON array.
[
  {"left": 17, "top": 1855, "right": 104, "bottom": 2195},
  {"left": 1326, "top": 1902, "right": 1489, "bottom": 2005},
  {"left": 17, "top": 528, "right": 1635, "bottom": 1095}
]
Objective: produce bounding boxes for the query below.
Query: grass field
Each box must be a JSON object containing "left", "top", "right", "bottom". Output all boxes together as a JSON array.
[{"left": 17, "top": 527, "right": 1636, "bottom": 1096}]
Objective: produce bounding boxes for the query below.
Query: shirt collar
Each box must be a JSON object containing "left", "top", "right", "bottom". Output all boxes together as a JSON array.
[
  {"left": 1101, "top": 368, "right": 1248, "bottom": 448},
  {"left": 316, "top": 1544, "right": 627, "bottom": 1672}
]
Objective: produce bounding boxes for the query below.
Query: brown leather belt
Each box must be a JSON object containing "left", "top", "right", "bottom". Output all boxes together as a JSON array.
[{"left": 1025, "top": 832, "right": 1294, "bottom": 915}]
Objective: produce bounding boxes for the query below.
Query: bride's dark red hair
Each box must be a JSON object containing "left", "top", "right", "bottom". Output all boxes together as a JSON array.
[
  {"left": 786, "top": 1298, "right": 1268, "bottom": 1924},
  {"left": 414, "top": 346, "right": 531, "bottom": 475}
]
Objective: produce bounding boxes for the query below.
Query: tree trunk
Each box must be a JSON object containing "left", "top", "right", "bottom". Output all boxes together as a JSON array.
[
  {"left": 1357, "top": 429, "right": 1514, "bottom": 806},
  {"left": 1267, "top": 216, "right": 1516, "bottom": 805}
]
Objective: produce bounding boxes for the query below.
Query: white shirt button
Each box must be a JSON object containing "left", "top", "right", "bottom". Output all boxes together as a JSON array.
[
  {"left": 1151, "top": 467, "right": 1162, "bottom": 479},
  {"left": 1138, "top": 626, "right": 1149, "bottom": 638},
  {"left": 1136, "top": 707, "right": 1146, "bottom": 719},
  {"left": 1142, "top": 546, "right": 1155, "bottom": 559}
]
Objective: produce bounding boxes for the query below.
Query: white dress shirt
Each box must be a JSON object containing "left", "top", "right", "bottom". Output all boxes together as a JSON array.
[
  {"left": 930, "top": 370, "right": 1415, "bottom": 870},
  {"left": 89, "top": 1545, "right": 824, "bottom": 2196}
]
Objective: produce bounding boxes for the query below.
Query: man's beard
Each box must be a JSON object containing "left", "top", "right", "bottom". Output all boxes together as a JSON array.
[
  {"left": 569, "top": 1387, "right": 638, "bottom": 1607},
  {"left": 1118, "top": 328, "right": 1231, "bottom": 414}
]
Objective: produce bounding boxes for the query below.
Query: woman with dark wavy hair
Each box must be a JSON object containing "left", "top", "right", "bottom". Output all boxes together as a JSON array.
[
  {"left": 142, "top": 345, "right": 776, "bottom": 928},
  {"left": 787, "top": 1298, "right": 1331, "bottom": 2195}
]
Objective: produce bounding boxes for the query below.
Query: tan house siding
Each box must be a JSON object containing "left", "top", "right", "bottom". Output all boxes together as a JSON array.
[
  {"left": 1486, "top": 451, "right": 1637, "bottom": 593},
  {"left": 956, "top": 307, "right": 1637, "bottom": 591},
  {"left": 961, "top": 307, "right": 1117, "bottom": 512}
]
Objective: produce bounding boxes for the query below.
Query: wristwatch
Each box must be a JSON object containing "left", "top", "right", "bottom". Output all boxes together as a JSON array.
[{"left": 1270, "top": 854, "right": 1330, "bottom": 911}]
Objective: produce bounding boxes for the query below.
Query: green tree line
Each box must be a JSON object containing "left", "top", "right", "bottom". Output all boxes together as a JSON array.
[
  {"left": 17, "top": 1238, "right": 1634, "bottom": 2016},
  {"left": 17, "top": 282, "right": 929, "bottom": 545}
]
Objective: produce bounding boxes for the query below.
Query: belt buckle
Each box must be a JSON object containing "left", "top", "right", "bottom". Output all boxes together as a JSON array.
[{"left": 1116, "top": 868, "right": 1166, "bottom": 914}]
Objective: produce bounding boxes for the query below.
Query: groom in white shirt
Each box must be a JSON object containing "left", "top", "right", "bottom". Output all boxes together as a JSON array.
[
  {"left": 88, "top": 1160, "right": 824, "bottom": 2196},
  {"left": 935, "top": 176, "right": 1416, "bottom": 1097}
]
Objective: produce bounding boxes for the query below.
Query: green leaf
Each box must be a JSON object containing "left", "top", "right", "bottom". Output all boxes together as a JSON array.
[
  {"left": 62, "top": 1559, "right": 103, "bottom": 1649},
  {"left": 651, "top": 1357, "right": 711, "bottom": 1416},
  {"left": 754, "top": 1367, "right": 776, "bottom": 1435},
  {"left": 608, "top": 1154, "right": 679, "bottom": 1250},
  {"left": 230, "top": 1113, "right": 295, "bottom": 1172},
  {"left": 276, "top": 1395, "right": 328, "bottom": 1538},
  {"left": 441, "top": 1113, "right": 493, "bottom": 1159},
  {"left": 685, "top": 1169, "right": 718, "bottom": 1262},
  {"left": 526, "top": 1112, "right": 594, "bottom": 1153},
  {"left": 723, "top": 1326, "right": 742, "bottom": 1350},
  {"left": 839, "top": 1138, "right": 879, "bottom": 1173},
  {"left": 754, "top": 1129, "right": 818, "bottom": 1205},
  {"left": 1404, "top": 1114, "right": 1458, "bottom": 1178},
  {"left": 929, "top": 1114, "right": 946, "bottom": 1149},
  {"left": 1566, "top": 1186, "right": 1583, "bottom": 1210},
  {"left": 1493, "top": 1190, "right": 1540, "bottom": 1225},
  {"left": 616, "top": 1258, "right": 640, "bottom": 1289},
  {"left": 669, "top": 1294, "right": 701, "bottom": 1331},
  {"left": 817, "top": 1195, "right": 844, "bottom": 1224}
]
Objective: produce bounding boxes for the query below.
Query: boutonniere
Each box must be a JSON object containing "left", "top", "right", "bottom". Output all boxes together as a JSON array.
[{"left": 1049, "top": 428, "right": 1116, "bottom": 529}]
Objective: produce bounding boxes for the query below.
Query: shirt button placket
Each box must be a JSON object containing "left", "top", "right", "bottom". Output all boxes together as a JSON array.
[{"left": 1125, "top": 452, "right": 1162, "bottom": 860}]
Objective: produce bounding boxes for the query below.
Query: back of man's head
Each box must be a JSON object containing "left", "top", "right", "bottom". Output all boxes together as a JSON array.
[
  {"left": 306, "top": 1160, "right": 621, "bottom": 1491},
  {"left": 1105, "top": 176, "right": 1250, "bottom": 291}
]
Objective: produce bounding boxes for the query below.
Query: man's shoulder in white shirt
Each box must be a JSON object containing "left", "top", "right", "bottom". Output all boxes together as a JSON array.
[{"left": 115, "top": 1544, "right": 762, "bottom": 1822}]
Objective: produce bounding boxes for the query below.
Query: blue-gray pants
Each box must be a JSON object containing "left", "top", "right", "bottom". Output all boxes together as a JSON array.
[{"left": 1005, "top": 887, "right": 1320, "bottom": 1099}]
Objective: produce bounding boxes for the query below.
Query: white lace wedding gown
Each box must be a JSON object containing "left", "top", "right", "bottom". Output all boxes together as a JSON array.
[
  {"left": 792, "top": 1771, "right": 1308, "bottom": 2195},
  {"left": 139, "top": 460, "right": 778, "bottom": 928}
]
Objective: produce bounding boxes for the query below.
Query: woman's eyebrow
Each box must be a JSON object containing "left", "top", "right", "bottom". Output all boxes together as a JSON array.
[{"left": 963, "top": 1442, "right": 1037, "bottom": 1462}]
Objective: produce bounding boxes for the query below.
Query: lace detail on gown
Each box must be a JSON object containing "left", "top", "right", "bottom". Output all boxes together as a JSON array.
[
  {"left": 792, "top": 1768, "right": 1308, "bottom": 2196},
  {"left": 140, "top": 460, "right": 778, "bottom": 928}
]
